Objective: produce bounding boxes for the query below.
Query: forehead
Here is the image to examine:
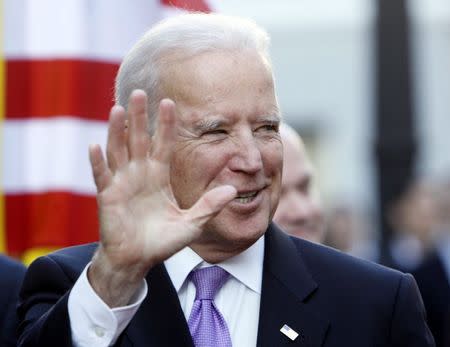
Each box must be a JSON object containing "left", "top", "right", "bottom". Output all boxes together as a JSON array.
[{"left": 161, "top": 50, "right": 279, "bottom": 122}]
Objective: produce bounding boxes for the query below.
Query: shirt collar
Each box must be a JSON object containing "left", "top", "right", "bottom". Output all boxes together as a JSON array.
[{"left": 164, "top": 235, "right": 265, "bottom": 295}]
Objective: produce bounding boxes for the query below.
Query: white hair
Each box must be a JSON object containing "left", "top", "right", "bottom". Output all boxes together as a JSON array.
[{"left": 115, "top": 12, "right": 271, "bottom": 133}]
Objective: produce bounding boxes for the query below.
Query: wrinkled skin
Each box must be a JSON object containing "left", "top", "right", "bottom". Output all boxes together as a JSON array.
[{"left": 88, "top": 50, "right": 282, "bottom": 307}]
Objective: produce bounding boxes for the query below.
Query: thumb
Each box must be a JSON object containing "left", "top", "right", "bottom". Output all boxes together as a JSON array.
[{"left": 188, "top": 185, "right": 237, "bottom": 227}]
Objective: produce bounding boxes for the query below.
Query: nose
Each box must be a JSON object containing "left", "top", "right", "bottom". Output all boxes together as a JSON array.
[{"left": 228, "top": 134, "right": 263, "bottom": 174}]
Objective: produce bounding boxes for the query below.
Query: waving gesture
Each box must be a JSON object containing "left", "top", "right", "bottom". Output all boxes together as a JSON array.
[{"left": 88, "top": 90, "right": 236, "bottom": 307}]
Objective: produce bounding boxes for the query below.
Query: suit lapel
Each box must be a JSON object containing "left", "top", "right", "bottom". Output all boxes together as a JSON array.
[
  {"left": 122, "top": 264, "right": 194, "bottom": 347},
  {"left": 257, "top": 224, "right": 329, "bottom": 347},
  {"left": 121, "top": 224, "right": 329, "bottom": 346}
]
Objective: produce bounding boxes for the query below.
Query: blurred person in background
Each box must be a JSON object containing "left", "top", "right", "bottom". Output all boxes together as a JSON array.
[
  {"left": 0, "top": 254, "right": 26, "bottom": 347},
  {"left": 324, "top": 203, "right": 379, "bottom": 262},
  {"left": 273, "top": 123, "right": 325, "bottom": 244},
  {"left": 324, "top": 205, "right": 355, "bottom": 253},
  {"left": 387, "top": 178, "right": 438, "bottom": 272},
  {"left": 413, "top": 177, "right": 450, "bottom": 347}
]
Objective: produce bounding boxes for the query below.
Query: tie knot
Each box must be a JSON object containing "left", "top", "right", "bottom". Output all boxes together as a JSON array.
[{"left": 190, "top": 266, "right": 229, "bottom": 300}]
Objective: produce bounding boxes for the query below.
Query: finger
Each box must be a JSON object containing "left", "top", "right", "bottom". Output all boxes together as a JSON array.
[
  {"left": 127, "top": 90, "right": 151, "bottom": 160},
  {"left": 152, "top": 98, "right": 177, "bottom": 163},
  {"left": 106, "top": 105, "right": 128, "bottom": 172},
  {"left": 89, "top": 144, "right": 112, "bottom": 192},
  {"left": 187, "top": 185, "right": 237, "bottom": 227}
]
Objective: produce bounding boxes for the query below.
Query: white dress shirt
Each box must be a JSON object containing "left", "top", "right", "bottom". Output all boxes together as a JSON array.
[{"left": 68, "top": 236, "right": 264, "bottom": 347}]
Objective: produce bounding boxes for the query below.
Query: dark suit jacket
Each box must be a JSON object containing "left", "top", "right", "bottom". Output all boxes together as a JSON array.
[
  {"left": 0, "top": 254, "right": 26, "bottom": 347},
  {"left": 18, "top": 224, "right": 434, "bottom": 346},
  {"left": 413, "top": 252, "right": 450, "bottom": 347}
]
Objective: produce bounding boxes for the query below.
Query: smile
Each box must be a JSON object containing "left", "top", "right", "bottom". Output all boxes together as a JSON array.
[{"left": 234, "top": 190, "right": 259, "bottom": 204}]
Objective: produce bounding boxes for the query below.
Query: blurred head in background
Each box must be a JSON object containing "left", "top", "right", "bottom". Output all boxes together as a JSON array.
[
  {"left": 273, "top": 123, "right": 325, "bottom": 243},
  {"left": 389, "top": 179, "right": 438, "bottom": 249},
  {"left": 325, "top": 205, "right": 358, "bottom": 253},
  {"left": 324, "top": 202, "right": 379, "bottom": 261},
  {"left": 387, "top": 178, "right": 439, "bottom": 270}
]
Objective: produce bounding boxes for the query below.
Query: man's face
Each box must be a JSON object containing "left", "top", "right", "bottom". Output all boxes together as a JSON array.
[
  {"left": 273, "top": 136, "right": 325, "bottom": 243},
  {"left": 165, "top": 50, "right": 282, "bottom": 257}
]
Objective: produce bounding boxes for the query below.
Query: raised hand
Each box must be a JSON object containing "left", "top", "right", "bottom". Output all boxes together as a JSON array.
[{"left": 87, "top": 90, "right": 236, "bottom": 307}]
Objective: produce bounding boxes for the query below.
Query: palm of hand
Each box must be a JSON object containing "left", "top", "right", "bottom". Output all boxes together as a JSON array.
[{"left": 98, "top": 157, "right": 197, "bottom": 268}]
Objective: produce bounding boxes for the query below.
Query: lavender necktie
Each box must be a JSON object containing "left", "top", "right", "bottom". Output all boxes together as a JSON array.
[{"left": 187, "top": 266, "right": 232, "bottom": 347}]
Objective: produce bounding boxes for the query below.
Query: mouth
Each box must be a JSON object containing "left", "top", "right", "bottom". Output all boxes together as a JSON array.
[
  {"left": 225, "top": 185, "right": 269, "bottom": 215},
  {"left": 234, "top": 190, "right": 260, "bottom": 204}
]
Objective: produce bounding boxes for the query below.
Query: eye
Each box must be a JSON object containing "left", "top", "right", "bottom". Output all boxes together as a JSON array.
[
  {"left": 203, "top": 129, "right": 227, "bottom": 136},
  {"left": 202, "top": 129, "right": 228, "bottom": 139},
  {"left": 297, "top": 179, "right": 311, "bottom": 193},
  {"left": 257, "top": 123, "right": 279, "bottom": 133}
]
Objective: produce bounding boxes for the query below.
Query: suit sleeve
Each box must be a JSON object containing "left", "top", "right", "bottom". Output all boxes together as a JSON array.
[
  {"left": 17, "top": 255, "right": 74, "bottom": 347},
  {"left": 389, "top": 273, "right": 435, "bottom": 347},
  {"left": 0, "top": 260, "right": 26, "bottom": 347}
]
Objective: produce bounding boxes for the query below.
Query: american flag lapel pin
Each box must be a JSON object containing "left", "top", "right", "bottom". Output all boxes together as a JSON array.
[{"left": 280, "top": 324, "right": 299, "bottom": 341}]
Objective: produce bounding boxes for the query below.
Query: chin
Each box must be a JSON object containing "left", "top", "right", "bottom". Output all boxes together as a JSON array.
[
  {"left": 208, "top": 210, "right": 270, "bottom": 247},
  {"left": 226, "top": 221, "right": 267, "bottom": 245}
]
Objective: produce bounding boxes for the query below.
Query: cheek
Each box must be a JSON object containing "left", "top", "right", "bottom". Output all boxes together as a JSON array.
[
  {"left": 169, "top": 149, "right": 207, "bottom": 209},
  {"left": 273, "top": 197, "right": 288, "bottom": 216},
  {"left": 262, "top": 141, "right": 283, "bottom": 175},
  {"left": 170, "top": 155, "right": 189, "bottom": 186},
  {"left": 262, "top": 144, "right": 282, "bottom": 209},
  {"left": 171, "top": 146, "right": 231, "bottom": 192},
  {"left": 310, "top": 201, "right": 324, "bottom": 221},
  {"left": 194, "top": 147, "right": 232, "bottom": 180}
]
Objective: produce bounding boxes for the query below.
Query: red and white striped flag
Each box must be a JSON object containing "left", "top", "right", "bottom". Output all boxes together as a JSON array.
[{"left": 2, "top": 0, "right": 213, "bottom": 263}]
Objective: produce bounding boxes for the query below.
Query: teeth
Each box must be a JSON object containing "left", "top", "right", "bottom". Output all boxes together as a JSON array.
[
  {"left": 235, "top": 197, "right": 254, "bottom": 204},
  {"left": 237, "top": 191, "right": 257, "bottom": 198},
  {"left": 235, "top": 190, "right": 258, "bottom": 204}
]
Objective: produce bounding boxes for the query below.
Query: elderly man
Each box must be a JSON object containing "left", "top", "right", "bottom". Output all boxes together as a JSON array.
[
  {"left": 19, "top": 13, "right": 433, "bottom": 347},
  {"left": 273, "top": 124, "right": 325, "bottom": 243}
]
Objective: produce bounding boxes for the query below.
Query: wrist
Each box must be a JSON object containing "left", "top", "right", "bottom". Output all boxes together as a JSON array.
[{"left": 87, "top": 247, "right": 150, "bottom": 307}]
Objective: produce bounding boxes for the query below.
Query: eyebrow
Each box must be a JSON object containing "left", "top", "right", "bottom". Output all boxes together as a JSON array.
[
  {"left": 256, "top": 115, "right": 281, "bottom": 124},
  {"left": 192, "top": 109, "right": 282, "bottom": 133}
]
